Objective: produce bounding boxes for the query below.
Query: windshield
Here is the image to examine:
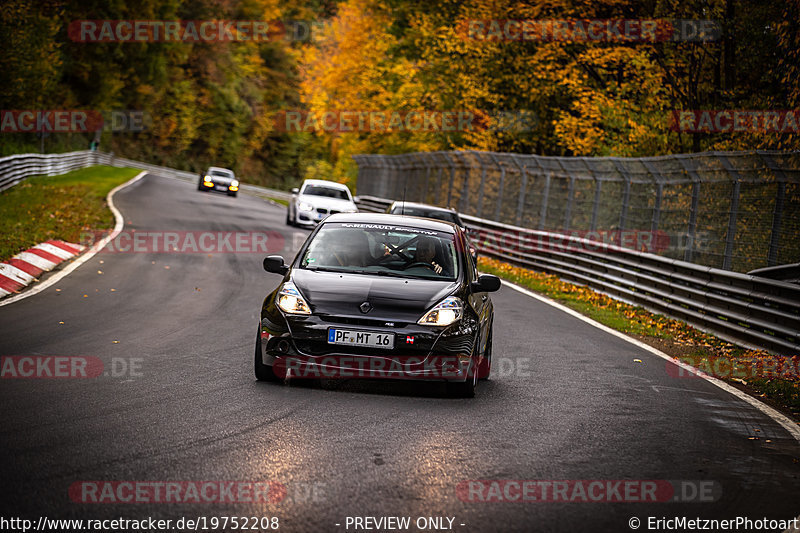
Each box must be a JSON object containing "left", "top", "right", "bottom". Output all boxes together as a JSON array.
[
  {"left": 300, "top": 222, "right": 459, "bottom": 280},
  {"left": 302, "top": 185, "right": 350, "bottom": 200},
  {"left": 210, "top": 170, "right": 233, "bottom": 178}
]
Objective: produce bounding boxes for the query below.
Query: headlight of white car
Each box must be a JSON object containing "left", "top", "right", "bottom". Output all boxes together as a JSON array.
[
  {"left": 418, "top": 296, "right": 463, "bottom": 326},
  {"left": 298, "top": 202, "right": 314, "bottom": 212},
  {"left": 231, "top": 179, "right": 239, "bottom": 187},
  {"left": 277, "top": 282, "right": 311, "bottom": 315}
]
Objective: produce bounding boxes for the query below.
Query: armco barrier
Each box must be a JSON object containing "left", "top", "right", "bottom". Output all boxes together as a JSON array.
[
  {"left": 0, "top": 151, "right": 111, "bottom": 191},
  {"left": 0, "top": 151, "right": 292, "bottom": 202},
  {"left": 354, "top": 194, "right": 800, "bottom": 356}
]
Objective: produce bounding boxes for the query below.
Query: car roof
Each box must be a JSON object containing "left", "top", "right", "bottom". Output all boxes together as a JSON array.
[
  {"left": 301, "top": 179, "right": 350, "bottom": 190},
  {"left": 389, "top": 201, "right": 458, "bottom": 214},
  {"left": 322, "top": 212, "right": 459, "bottom": 233}
]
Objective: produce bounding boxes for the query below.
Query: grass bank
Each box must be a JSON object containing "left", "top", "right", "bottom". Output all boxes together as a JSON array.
[{"left": 0, "top": 165, "right": 140, "bottom": 261}]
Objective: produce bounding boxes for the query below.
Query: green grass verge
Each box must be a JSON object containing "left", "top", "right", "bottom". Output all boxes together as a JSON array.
[{"left": 0, "top": 165, "right": 141, "bottom": 261}]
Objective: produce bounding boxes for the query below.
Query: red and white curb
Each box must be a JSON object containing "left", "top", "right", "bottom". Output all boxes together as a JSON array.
[
  {"left": 0, "top": 170, "right": 147, "bottom": 307},
  {"left": 0, "top": 240, "right": 85, "bottom": 298}
]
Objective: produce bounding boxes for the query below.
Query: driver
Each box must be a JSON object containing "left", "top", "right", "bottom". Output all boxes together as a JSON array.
[{"left": 415, "top": 236, "right": 443, "bottom": 274}]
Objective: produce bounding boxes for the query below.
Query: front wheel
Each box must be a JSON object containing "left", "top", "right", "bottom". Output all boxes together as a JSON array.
[
  {"left": 254, "top": 330, "right": 280, "bottom": 382},
  {"left": 446, "top": 376, "right": 475, "bottom": 398}
]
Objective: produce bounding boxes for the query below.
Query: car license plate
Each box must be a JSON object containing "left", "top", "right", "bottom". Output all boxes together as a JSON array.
[
  {"left": 215, "top": 185, "right": 227, "bottom": 191},
  {"left": 327, "top": 328, "right": 394, "bottom": 349}
]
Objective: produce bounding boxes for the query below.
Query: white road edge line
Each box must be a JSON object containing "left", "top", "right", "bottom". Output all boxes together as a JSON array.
[
  {"left": 0, "top": 171, "right": 148, "bottom": 308},
  {"left": 500, "top": 279, "right": 800, "bottom": 444}
]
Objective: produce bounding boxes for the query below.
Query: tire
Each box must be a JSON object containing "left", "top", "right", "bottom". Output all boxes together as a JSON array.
[
  {"left": 447, "top": 375, "right": 475, "bottom": 398},
  {"left": 254, "top": 330, "right": 280, "bottom": 382},
  {"left": 286, "top": 209, "right": 293, "bottom": 226},
  {"left": 478, "top": 326, "right": 492, "bottom": 380},
  {"left": 228, "top": 191, "right": 237, "bottom": 197}
]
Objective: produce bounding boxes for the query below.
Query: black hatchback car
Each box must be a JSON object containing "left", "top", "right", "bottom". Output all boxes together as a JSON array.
[{"left": 256, "top": 213, "right": 500, "bottom": 397}]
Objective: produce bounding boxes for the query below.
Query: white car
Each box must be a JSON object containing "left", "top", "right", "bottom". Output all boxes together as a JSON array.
[{"left": 287, "top": 179, "right": 358, "bottom": 227}]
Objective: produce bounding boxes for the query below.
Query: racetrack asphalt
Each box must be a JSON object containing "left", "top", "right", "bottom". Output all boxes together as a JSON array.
[{"left": 0, "top": 173, "right": 797, "bottom": 532}]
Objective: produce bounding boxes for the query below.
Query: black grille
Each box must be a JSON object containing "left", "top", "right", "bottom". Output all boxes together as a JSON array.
[{"left": 321, "top": 315, "right": 408, "bottom": 328}]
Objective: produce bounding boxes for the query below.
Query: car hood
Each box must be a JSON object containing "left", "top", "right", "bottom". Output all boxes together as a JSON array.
[
  {"left": 297, "top": 195, "right": 355, "bottom": 210},
  {"left": 291, "top": 269, "right": 458, "bottom": 322}
]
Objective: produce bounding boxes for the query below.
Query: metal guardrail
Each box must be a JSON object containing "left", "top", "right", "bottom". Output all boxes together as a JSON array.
[
  {"left": 0, "top": 151, "right": 112, "bottom": 192},
  {"left": 0, "top": 151, "right": 293, "bottom": 202},
  {"left": 355, "top": 194, "right": 800, "bottom": 356},
  {"left": 353, "top": 150, "right": 800, "bottom": 273}
]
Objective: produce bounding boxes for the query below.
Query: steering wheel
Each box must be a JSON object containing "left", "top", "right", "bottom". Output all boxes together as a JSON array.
[{"left": 402, "top": 261, "right": 436, "bottom": 271}]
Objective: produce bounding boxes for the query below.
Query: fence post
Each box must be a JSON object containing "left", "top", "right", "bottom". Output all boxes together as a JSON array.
[
  {"left": 758, "top": 152, "right": 788, "bottom": 267},
  {"left": 612, "top": 160, "right": 632, "bottom": 233},
  {"left": 717, "top": 155, "right": 742, "bottom": 270},
  {"left": 676, "top": 156, "right": 702, "bottom": 263},
  {"left": 421, "top": 153, "right": 433, "bottom": 203},
  {"left": 641, "top": 160, "right": 664, "bottom": 237},
  {"left": 515, "top": 159, "right": 528, "bottom": 227},
  {"left": 476, "top": 152, "right": 487, "bottom": 218},
  {"left": 443, "top": 153, "right": 456, "bottom": 208},
  {"left": 455, "top": 152, "right": 471, "bottom": 214},
  {"left": 489, "top": 153, "right": 505, "bottom": 222},
  {"left": 581, "top": 158, "right": 601, "bottom": 232}
]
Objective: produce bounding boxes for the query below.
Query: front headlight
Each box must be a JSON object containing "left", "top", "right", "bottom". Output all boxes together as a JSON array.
[
  {"left": 418, "top": 296, "right": 463, "bottom": 326},
  {"left": 231, "top": 179, "right": 239, "bottom": 187},
  {"left": 277, "top": 282, "right": 311, "bottom": 315},
  {"left": 298, "top": 202, "right": 314, "bottom": 212}
]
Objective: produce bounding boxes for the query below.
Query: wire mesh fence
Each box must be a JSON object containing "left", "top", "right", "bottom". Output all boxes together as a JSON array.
[{"left": 352, "top": 150, "right": 800, "bottom": 272}]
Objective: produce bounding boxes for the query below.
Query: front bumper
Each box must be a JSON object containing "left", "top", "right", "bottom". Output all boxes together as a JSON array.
[
  {"left": 259, "top": 314, "right": 478, "bottom": 382},
  {"left": 200, "top": 181, "right": 237, "bottom": 193}
]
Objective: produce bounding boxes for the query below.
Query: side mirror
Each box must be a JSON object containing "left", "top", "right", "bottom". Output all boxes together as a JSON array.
[
  {"left": 263, "top": 255, "right": 289, "bottom": 275},
  {"left": 291, "top": 187, "right": 299, "bottom": 195},
  {"left": 471, "top": 274, "right": 501, "bottom": 293}
]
